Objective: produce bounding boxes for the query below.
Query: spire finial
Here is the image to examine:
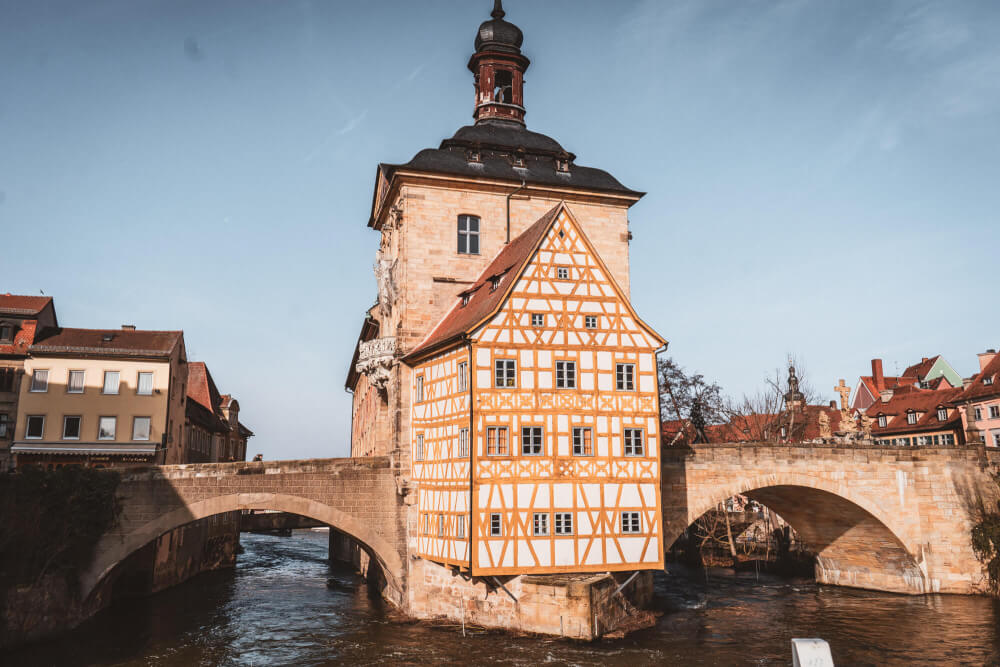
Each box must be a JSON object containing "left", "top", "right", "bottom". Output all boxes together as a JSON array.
[{"left": 491, "top": 0, "right": 505, "bottom": 20}]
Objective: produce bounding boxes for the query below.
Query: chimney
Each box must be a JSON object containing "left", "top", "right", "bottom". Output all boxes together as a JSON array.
[
  {"left": 122, "top": 324, "right": 136, "bottom": 331},
  {"left": 872, "top": 359, "right": 885, "bottom": 392},
  {"left": 921, "top": 357, "right": 929, "bottom": 363},
  {"left": 979, "top": 349, "right": 998, "bottom": 373}
]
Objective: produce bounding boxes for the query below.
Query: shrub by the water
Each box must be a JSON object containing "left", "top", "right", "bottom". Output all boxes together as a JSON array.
[{"left": 972, "top": 477, "right": 1000, "bottom": 595}]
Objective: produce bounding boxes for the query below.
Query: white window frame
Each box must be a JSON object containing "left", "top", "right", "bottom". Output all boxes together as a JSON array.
[
  {"left": 25, "top": 415, "right": 45, "bottom": 439},
  {"left": 62, "top": 415, "right": 82, "bottom": 440},
  {"left": 486, "top": 426, "right": 508, "bottom": 456},
  {"left": 572, "top": 427, "right": 593, "bottom": 456},
  {"left": 532, "top": 512, "right": 549, "bottom": 536},
  {"left": 30, "top": 369, "right": 49, "bottom": 393},
  {"left": 415, "top": 433, "right": 425, "bottom": 461},
  {"left": 556, "top": 267, "right": 570, "bottom": 280},
  {"left": 584, "top": 315, "right": 598, "bottom": 329},
  {"left": 458, "top": 428, "right": 469, "bottom": 457},
  {"left": 937, "top": 408, "right": 947, "bottom": 421},
  {"left": 456, "top": 515, "right": 465, "bottom": 539},
  {"left": 555, "top": 360, "right": 576, "bottom": 389},
  {"left": 489, "top": 513, "right": 502, "bottom": 537},
  {"left": 132, "top": 416, "right": 152, "bottom": 441},
  {"left": 554, "top": 512, "right": 573, "bottom": 535},
  {"left": 907, "top": 412, "right": 918, "bottom": 425},
  {"left": 67, "top": 370, "right": 85, "bottom": 394},
  {"left": 993, "top": 431, "right": 1000, "bottom": 447},
  {"left": 457, "top": 362, "right": 468, "bottom": 392},
  {"left": 531, "top": 313, "right": 544, "bottom": 327},
  {"left": 521, "top": 426, "right": 543, "bottom": 456},
  {"left": 438, "top": 514, "right": 444, "bottom": 537},
  {"left": 975, "top": 407, "right": 983, "bottom": 420},
  {"left": 137, "top": 371, "right": 154, "bottom": 396},
  {"left": 98, "top": 416, "right": 117, "bottom": 441},
  {"left": 991, "top": 406, "right": 1000, "bottom": 419},
  {"left": 624, "top": 427, "right": 644, "bottom": 456},
  {"left": 103, "top": 371, "right": 120, "bottom": 395},
  {"left": 457, "top": 214, "right": 480, "bottom": 255},
  {"left": 985, "top": 376, "right": 995, "bottom": 386},
  {"left": 616, "top": 363, "right": 635, "bottom": 391},
  {"left": 621, "top": 511, "right": 641, "bottom": 534},
  {"left": 878, "top": 415, "right": 887, "bottom": 428},
  {"left": 494, "top": 359, "right": 516, "bottom": 388},
  {"left": 415, "top": 375, "right": 424, "bottom": 403}
]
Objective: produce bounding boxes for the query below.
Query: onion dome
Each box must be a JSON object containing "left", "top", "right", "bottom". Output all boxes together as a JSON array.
[{"left": 475, "top": 0, "right": 523, "bottom": 54}]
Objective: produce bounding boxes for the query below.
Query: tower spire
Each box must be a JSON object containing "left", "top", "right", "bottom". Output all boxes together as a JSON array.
[
  {"left": 469, "top": 0, "right": 530, "bottom": 125},
  {"left": 492, "top": 0, "right": 505, "bottom": 20}
]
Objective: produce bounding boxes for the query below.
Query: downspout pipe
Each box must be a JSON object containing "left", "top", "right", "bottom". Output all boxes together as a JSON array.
[{"left": 506, "top": 179, "right": 527, "bottom": 244}]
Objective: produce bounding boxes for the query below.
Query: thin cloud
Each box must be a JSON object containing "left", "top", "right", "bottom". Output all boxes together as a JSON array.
[{"left": 336, "top": 110, "right": 368, "bottom": 136}]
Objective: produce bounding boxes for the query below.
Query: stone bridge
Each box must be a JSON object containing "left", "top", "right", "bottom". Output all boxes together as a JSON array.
[
  {"left": 81, "top": 457, "right": 406, "bottom": 604},
  {"left": 662, "top": 444, "right": 1000, "bottom": 594}
]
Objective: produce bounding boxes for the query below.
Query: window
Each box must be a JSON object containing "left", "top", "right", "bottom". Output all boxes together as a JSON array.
[
  {"left": 493, "top": 69, "right": 513, "bottom": 102},
  {"left": 456, "top": 515, "right": 465, "bottom": 539},
  {"left": 457, "top": 215, "right": 480, "bottom": 254},
  {"left": 521, "top": 426, "right": 543, "bottom": 455},
  {"left": 490, "top": 276, "right": 502, "bottom": 291},
  {"left": 985, "top": 376, "right": 995, "bottom": 386},
  {"left": 132, "top": 416, "right": 151, "bottom": 441},
  {"left": 991, "top": 406, "right": 1000, "bottom": 419},
  {"left": 572, "top": 427, "right": 593, "bottom": 456},
  {"left": 487, "top": 426, "right": 508, "bottom": 455},
  {"left": 616, "top": 363, "right": 635, "bottom": 391},
  {"left": 556, "top": 267, "right": 570, "bottom": 280},
  {"left": 98, "top": 417, "right": 116, "bottom": 440},
  {"left": 490, "top": 513, "right": 502, "bottom": 537},
  {"left": 878, "top": 415, "right": 887, "bottom": 428},
  {"left": 555, "top": 512, "right": 573, "bottom": 535},
  {"left": 103, "top": 371, "right": 120, "bottom": 395},
  {"left": 555, "top": 361, "right": 576, "bottom": 389},
  {"left": 0, "top": 325, "right": 11, "bottom": 341},
  {"left": 458, "top": 428, "right": 469, "bottom": 457},
  {"left": 975, "top": 408, "right": 983, "bottom": 421},
  {"left": 438, "top": 514, "right": 444, "bottom": 537},
  {"left": 994, "top": 431, "right": 1000, "bottom": 447},
  {"left": 533, "top": 512, "right": 549, "bottom": 536},
  {"left": 26, "top": 415, "right": 45, "bottom": 439},
  {"left": 63, "top": 416, "right": 81, "bottom": 439},
  {"left": 907, "top": 412, "right": 918, "bottom": 425},
  {"left": 68, "top": 370, "right": 85, "bottom": 393},
  {"left": 937, "top": 408, "right": 948, "bottom": 421},
  {"left": 621, "top": 512, "right": 641, "bottom": 534},
  {"left": 585, "top": 315, "right": 598, "bottom": 329},
  {"left": 461, "top": 293, "right": 471, "bottom": 307},
  {"left": 531, "top": 313, "right": 544, "bottom": 327},
  {"left": 494, "top": 359, "right": 516, "bottom": 387},
  {"left": 415, "top": 376, "right": 424, "bottom": 402},
  {"left": 30, "top": 370, "right": 48, "bottom": 392},
  {"left": 0, "top": 414, "right": 9, "bottom": 438},
  {"left": 415, "top": 434, "right": 425, "bottom": 461},
  {"left": 137, "top": 372, "right": 153, "bottom": 396},
  {"left": 457, "top": 362, "right": 468, "bottom": 392},
  {"left": 624, "top": 428, "right": 644, "bottom": 456},
  {"left": 942, "top": 433, "right": 955, "bottom": 445}
]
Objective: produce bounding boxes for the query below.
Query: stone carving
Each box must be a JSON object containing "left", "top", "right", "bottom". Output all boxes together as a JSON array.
[
  {"left": 818, "top": 411, "right": 832, "bottom": 439},
  {"left": 859, "top": 412, "right": 873, "bottom": 439},
  {"left": 835, "top": 379, "right": 851, "bottom": 411},
  {"left": 374, "top": 250, "right": 398, "bottom": 318},
  {"left": 356, "top": 336, "right": 397, "bottom": 393},
  {"left": 838, "top": 410, "right": 858, "bottom": 436}
]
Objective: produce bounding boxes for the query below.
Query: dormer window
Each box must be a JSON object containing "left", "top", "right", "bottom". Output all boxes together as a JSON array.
[
  {"left": 461, "top": 293, "right": 471, "bottom": 307},
  {"left": 0, "top": 324, "right": 12, "bottom": 342},
  {"left": 490, "top": 276, "right": 502, "bottom": 292},
  {"left": 878, "top": 415, "right": 887, "bottom": 428},
  {"left": 555, "top": 157, "right": 570, "bottom": 173},
  {"left": 985, "top": 376, "right": 995, "bottom": 386},
  {"left": 467, "top": 149, "right": 482, "bottom": 163},
  {"left": 512, "top": 152, "right": 525, "bottom": 168},
  {"left": 906, "top": 411, "right": 918, "bottom": 425},
  {"left": 937, "top": 408, "right": 948, "bottom": 421}
]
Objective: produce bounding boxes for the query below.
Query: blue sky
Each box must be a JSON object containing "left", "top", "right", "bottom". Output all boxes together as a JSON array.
[{"left": 2, "top": 0, "right": 998, "bottom": 459}]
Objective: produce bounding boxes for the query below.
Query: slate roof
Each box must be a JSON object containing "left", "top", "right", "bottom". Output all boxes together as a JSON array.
[
  {"left": 0, "top": 294, "right": 52, "bottom": 316},
  {"left": 30, "top": 328, "right": 182, "bottom": 358}
]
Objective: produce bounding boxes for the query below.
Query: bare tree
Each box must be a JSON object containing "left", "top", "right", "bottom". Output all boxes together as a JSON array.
[
  {"left": 657, "top": 355, "right": 725, "bottom": 445},
  {"left": 722, "top": 356, "right": 822, "bottom": 443}
]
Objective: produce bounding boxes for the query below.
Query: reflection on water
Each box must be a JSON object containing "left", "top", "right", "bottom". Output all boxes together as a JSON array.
[{"left": 9, "top": 531, "right": 1000, "bottom": 666}]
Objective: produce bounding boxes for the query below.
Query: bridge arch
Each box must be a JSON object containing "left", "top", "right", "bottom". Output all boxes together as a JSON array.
[
  {"left": 663, "top": 472, "right": 928, "bottom": 594},
  {"left": 81, "top": 491, "right": 404, "bottom": 603}
]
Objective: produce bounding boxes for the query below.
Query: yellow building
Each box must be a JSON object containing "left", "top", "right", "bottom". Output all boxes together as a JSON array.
[
  {"left": 12, "top": 326, "right": 187, "bottom": 467},
  {"left": 404, "top": 204, "right": 665, "bottom": 574}
]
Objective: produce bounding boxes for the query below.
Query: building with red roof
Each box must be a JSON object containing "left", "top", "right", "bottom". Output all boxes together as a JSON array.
[
  {"left": 185, "top": 361, "right": 253, "bottom": 463},
  {"left": 865, "top": 384, "right": 965, "bottom": 446},
  {"left": 950, "top": 348, "right": 1000, "bottom": 447},
  {"left": 850, "top": 355, "right": 962, "bottom": 413}
]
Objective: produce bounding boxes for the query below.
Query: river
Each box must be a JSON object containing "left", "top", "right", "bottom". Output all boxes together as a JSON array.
[{"left": 8, "top": 530, "right": 1000, "bottom": 666}]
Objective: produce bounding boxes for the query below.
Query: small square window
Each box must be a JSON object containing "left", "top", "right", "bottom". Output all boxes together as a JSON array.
[
  {"left": 132, "top": 416, "right": 151, "bottom": 441},
  {"left": 585, "top": 315, "right": 598, "bottom": 329},
  {"left": 621, "top": 512, "right": 641, "bottom": 534},
  {"left": 98, "top": 416, "right": 116, "bottom": 440},
  {"left": 554, "top": 512, "right": 573, "bottom": 535},
  {"left": 572, "top": 427, "right": 593, "bottom": 456},
  {"left": 624, "top": 428, "right": 644, "bottom": 456},
  {"left": 137, "top": 372, "right": 154, "bottom": 396},
  {"left": 521, "top": 426, "right": 543, "bottom": 455},
  {"left": 555, "top": 361, "right": 576, "bottom": 389},
  {"left": 30, "top": 370, "right": 48, "bottom": 392},
  {"left": 26, "top": 415, "right": 45, "bottom": 439},
  {"left": 533, "top": 512, "right": 549, "bottom": 536},
  {"left": 68, "top": 370, "right": 85, "bottom": 393},
  {"left": 457, "top": 362, "right": 468, "bottom": 392},
  {"left": 63, "top": 416, "right": 81, "bottom": 439},
  {"left": 556, "top": 267, "right": 570, "bottom": 280},
  {"left": 616, "top": 363, "right": 635, "bottom": 391},
  {"left": 103, "top": 371, "right": 120, "bottom": 395},
  {"left": 490, "top": 513, "right": 502, "bottom": 537},
  {"left": 531, "top": 313, "right": 544, "bottom": 327},
  {"left": 494, "top": 359, "right": 516, "bottom": 388}
]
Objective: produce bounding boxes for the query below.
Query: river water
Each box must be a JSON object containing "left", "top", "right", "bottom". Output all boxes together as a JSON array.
[{"left": 9, "top": 531, "right": 1000, "bottom": 666}]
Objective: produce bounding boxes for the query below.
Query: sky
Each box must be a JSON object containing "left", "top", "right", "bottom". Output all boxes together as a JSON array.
[{"left": 2, "top": 0, "right": 999, "bottom": 459}]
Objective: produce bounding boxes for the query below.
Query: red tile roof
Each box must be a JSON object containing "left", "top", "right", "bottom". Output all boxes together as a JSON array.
[
  {"left": 0, "top": 320, "right": 38, "bottom": 356},
  {"left": 903, "top": 356, "right": 940, "bottom": 380},
  {"left": 0, "top": 294, "right": 52, "bottom": 316},
  {"left": 953, "top": 353, "right": 1000, "bottom": 403},
  {"left": 187, "top": 361, "right": 222, "bottom": 413},
  {"left": 30, "top": 327, "right": 182, "bottom": 358},
  {"left": 403, "top": 205, "right": 562, "bottom": 362},
  {"left": 865, "top": 386, "right": 965, "bottom": 436}
]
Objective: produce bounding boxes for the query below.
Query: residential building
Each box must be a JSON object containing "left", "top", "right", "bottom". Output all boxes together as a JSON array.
[
  {"left": 951, "top": 348, "right": 1000, "bottom": 447},
  {"left": 0, "top": 294, "right": 58, "bottom": 471},
  {"left": 851, "top": 356, "right": 961, "bottom": 413},
  {"left": 404, "top": 204, "right": 666, "bottom": 574},
  {"left": 184, "top": 361, "right": 253, "bottom": 463},
  {"left": 11, "top": 326, "right": 187, "bottom": 468},
  {"left": 866, "top": 385, "right": 965, "bottom": 446}
]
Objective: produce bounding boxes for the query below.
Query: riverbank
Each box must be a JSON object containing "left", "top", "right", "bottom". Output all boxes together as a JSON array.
[{"left": 7, "top": 530, "right": 1000, "bottom": 666}]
